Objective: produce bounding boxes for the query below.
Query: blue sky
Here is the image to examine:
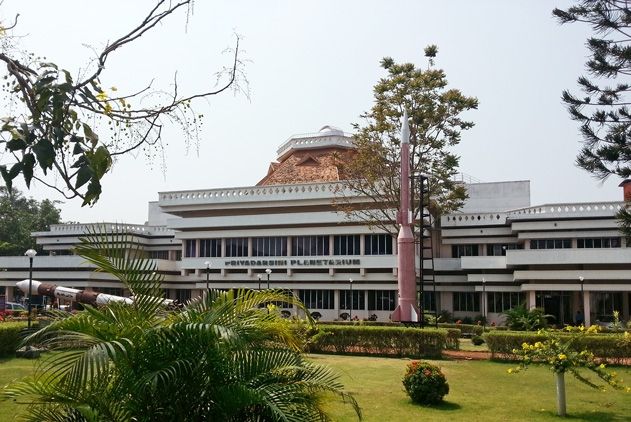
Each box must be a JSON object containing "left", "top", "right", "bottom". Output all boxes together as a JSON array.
[{"left": 1, "top": 0, "right": 620, "bottom": 223}]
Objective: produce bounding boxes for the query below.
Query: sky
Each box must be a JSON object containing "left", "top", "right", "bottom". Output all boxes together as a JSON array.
[{"left": 1, "top": 0, "right": 623, "bottom": 224}]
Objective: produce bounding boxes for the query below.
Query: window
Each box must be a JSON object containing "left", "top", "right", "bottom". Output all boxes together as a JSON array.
[
  {"left": 95, "top": 287, "right": 124, "bottom": 297},
  {"left": 185, "top": 239, "right": 196, "bottom": 257},
  {"left": 420, "top": 291, "right": 438, "bottom": 312},
  {"left": 368, "top": 290, "right": 396, "bottom": 311},
  {"left": 530, "top": 239, "right": 571, "bottom": 249},
  {"left": 453, "top": 292, "right": 480, "bottom": 312},
  {"left": 340, "top": 289, "right": 365, "bottom": 310},
  {"left": 175, "top": 250, "right": 182, "bottom": 261},
  {"left": 577, "top": 237, "right": 621, "bottom": 248},
  {"left": 175, "top": 289, "right": 191, "bottom": 303},
  {"left": 291, "top": 236, "right": 329, "bottom": 256},
  {"left": 149, "top": 250, "right": 169, "bottom": 260},
  {"left": 451, "top": 244, "right": 479, "bottom": 258},
  {"left": 334, "top": 235, "right": 360, "bottom": 255},
  {"left": 488, "top": 292, "right": 523, "bottom": 313},
  {"left": 225, "top": 238, "right": 248, "bottom": 257},
  {"left": 299, "top": 290, "right": 334, "bottom": 309},
  {"left": 252, "top": 237, "right": 287, "bottom": 257},
  {"left": 200, "top": 239, "right": 221, "bottom": 257},
  {"left": 365, "top": 234, "right": 393, "bottom": 255},
  {"left": 487, "top": 243, "right": 521, "bottom": 256},
  {"left": 593, "top": 292, "right": 623, "bottom": 322}
]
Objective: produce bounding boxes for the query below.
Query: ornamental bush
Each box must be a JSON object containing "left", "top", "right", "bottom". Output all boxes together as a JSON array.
[
  {"left": 308, "top": 325, "right": 447, "bottom": 358},
  {"left": 0, "top": 322, "right": 29, "bottom": 357},
  {"left": 471, "top": 335, "right": 485, "bottom": 346},
  {"left": 403, "top": 361, "right": 449, "bottom": 405}
]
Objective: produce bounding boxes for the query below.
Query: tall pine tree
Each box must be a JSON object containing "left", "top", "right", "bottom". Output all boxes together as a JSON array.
[{"left": 554, "top": 1, "right": 631, "bottom": 236}]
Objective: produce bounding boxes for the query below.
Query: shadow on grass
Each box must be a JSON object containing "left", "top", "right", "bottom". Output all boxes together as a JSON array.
[
  {"left": 562, "top": 411, "right": 621, "bottom": 421},
  {"left": 410, "top": 401, "right": 461, "bottom": 411}
]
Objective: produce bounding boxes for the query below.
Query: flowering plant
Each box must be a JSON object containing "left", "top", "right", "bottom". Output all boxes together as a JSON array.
[
  {"left": 402, "top": 361, "right": 449, "bottom": 405},
  {"left": 508, "top": 326, "right": 629, "bottom": 416}
]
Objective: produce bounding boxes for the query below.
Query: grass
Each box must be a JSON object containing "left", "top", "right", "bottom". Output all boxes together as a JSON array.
[
  {"left": 458, "top": 338, "right": 489, "bottom": 352},
  {"left": 1, "top": 353, "right": 630, "bottom": 421},
  {"left": 0, "top": 356, "right": 40, "bottom": 417},
  {"left": 314, "top": 354, "right": 631, "bottom": 422}
]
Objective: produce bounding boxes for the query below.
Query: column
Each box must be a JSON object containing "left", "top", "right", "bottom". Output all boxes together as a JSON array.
[
  {"left": 334, "top": 289, "right": 340, "bottom": 316},
  {"left": 6, "top": 286, "right": 14, "bottom": 301},
  {"left": 622, "top": 292, "right": 630, "bottom": 322},
  {"left": 527, "top": 290, "right": 536, "bottom": 310},
  {"left": 583, "top": 290, "right": 591, "bottom": 327},
  {"left": 364, "top": 290, "right": 369, "bottom": 318},
  {"left": 440, "top": 291, "right": 453, "bottom": 313}
]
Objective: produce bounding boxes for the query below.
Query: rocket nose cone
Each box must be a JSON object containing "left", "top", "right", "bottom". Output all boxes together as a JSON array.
[{"left": 16, "top": 279, "right": 30, "bottom": 292}]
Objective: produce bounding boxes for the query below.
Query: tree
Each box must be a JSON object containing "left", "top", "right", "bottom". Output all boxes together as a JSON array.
[
  {"left": 509, "top": 327, "right": 628, "bottom": 417},
  {"left": 553, "top": 1, "right": 631, "bottom": 236},
  {"left": 0, "top": 1, "right": 246, "bottom": 206},
  {"left": 1, "top": 230, "right": 361, "bottom": 421},
  {"left": 336, "top": 46, "right": 478, "bottom": 234},
  {"left": 0, "top": 186, "right": 61, "bottom": 256}
]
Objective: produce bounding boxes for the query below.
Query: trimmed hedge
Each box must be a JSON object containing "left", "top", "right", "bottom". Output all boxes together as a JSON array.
[
  {"left": 438, "top": 323, "right": 484, "bottom": 337},
  {"left": 308, "top": 325, "right": 447, "bottom": 358},
  {"left": 0, "top": 322, "right": 30, "bottom": 357},
  {"left": 485, "top": 331, "right": 631, "bottom": 364}
]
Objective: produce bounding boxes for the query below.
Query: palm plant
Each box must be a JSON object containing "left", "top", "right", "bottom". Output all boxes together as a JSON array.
[
  {"left": 2, "top": 229, "right": 361, "bottom": 421},
  {"left": 502, "top": 304, "right": 553, "bottom": 331}
]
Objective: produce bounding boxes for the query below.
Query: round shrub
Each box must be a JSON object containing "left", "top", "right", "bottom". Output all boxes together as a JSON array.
[
  {"left": 471, "top": 335, "right": 485, "bottom": 346},
  {"left": 402, "top": 361, "right": 449, "bottom": 405}
]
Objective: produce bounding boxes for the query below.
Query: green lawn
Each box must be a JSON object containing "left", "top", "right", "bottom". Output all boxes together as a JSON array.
[
  {"left": 1, "top": 354, "right": 630, "bottom": 421},
  {"left": 314, "top": 354, "right": 631, "bottom": 422},
  {"left": 0, "top": 356, "right": 39, "bottom": 417}
]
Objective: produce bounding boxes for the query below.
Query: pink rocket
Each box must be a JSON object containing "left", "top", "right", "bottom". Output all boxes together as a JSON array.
[{"left": 391, "top": 110, "right": 419, "bottom": 322}]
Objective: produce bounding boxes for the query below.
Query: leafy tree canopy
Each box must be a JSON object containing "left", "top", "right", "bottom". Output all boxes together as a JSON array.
[
  {"left": 337, "top": 46, "right": 478, "bottom": 233},
  {"left": 553, "top": 1, "right": 631, "bottom": 236},
  {"left": 0, "top": 186, "right": 61, "bottom": 256},
  {"left": 0, "top": 0, "right": 246, "bottom": 206}
]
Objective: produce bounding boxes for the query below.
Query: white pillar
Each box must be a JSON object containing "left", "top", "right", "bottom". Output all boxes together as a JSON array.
[
  {"left": 527, "top": 291, "right": 536, "bottom": 310},
  {"left": 583, "top": 290, "right": 591, "bottom": 327}
]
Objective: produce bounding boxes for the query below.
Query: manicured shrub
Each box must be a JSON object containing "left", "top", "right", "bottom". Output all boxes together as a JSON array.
[
  {"left": 308, "top": 325, "right": 447, "bottom": 358},
  {"left": 439, "top": 323, "right": 483, "bottom": 337},
  {"left": 0, "top": 322, "right": 29, "bottom": 357},
  {"left": 471, "top": 335, "right": 485, "bottom": 346},
  {"left": 485, "top": 330, "right": 631, "bottom": 364},
  {"left": 403, "top": 361, "right": 449, "bottom": 405}
]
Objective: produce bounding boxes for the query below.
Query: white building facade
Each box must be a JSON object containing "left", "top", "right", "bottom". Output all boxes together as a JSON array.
[{"left": 1, "top": 127, "right": 630, "bottom": 326}]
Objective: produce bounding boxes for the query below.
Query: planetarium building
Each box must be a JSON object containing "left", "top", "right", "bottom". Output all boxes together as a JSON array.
[{"left": 1, "top": 125, "right": 630, "bottom": 326}]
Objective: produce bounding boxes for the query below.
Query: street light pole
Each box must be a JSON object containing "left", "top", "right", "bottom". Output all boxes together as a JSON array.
[
  {"left": 24, "top": 249, "right": 37, "bottom": 330},
  {"left": 265, "top": 268, "right": 272, "bottom": 289},
  {"left": 579, "top": 276, "right": 584, "bottom": 311},
  {"left": 257, "top": 274, "right": 262, "bottom": 290},
  {"left": 349, "top": 278, "right": 353, "bottom": 321},
  {"left": 482, "top": 277, "right": 486, "bottom": 332},
  {"left": 204, "top": 261, "right": 210, "bottom": 294}
]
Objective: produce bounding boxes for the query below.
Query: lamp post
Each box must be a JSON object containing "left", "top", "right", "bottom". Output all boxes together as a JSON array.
[
  {"left": 257, "top": 274, "right": 262, "bottom": 290},
  {"left": 349, "top": 278, "right": 353, "bottom": 321},
  {"left": 24, "top": 249, "right": 37, "bottom": 330},
  {"left": 204, "top": 261, "right": 210, "bottom": 294},
  {"left": 265, "top": 268, "right": 272, "bottom": 289},
  {"left": 482, "top": 277, "right": 486, "bottom": 332},
  {"left": 578, "top": 276, "right": 585, "bottom": 325}
]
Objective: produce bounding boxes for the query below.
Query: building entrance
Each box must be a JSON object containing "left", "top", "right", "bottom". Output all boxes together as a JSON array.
[{"left": 536, "top": 291, "right": 572, "bottom": 327}]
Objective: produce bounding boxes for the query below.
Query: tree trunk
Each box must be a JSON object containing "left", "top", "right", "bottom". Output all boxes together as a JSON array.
[{"left": 555, "top": 371, "right": 567, "bottom": 417}]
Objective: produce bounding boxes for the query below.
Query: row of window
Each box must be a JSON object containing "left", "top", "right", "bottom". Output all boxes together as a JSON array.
[
  {"left": 185, "top": 235, "right": 393, "bottom": 258},
  {"left": 452, "top": 238, "right": 623, "bottom": 257}
]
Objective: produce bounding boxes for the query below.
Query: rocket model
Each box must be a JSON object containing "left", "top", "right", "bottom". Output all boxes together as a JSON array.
[
  {"left": 17, "top": 279, "right": 134, "bottom": 307},
  {"left": 391, "top": 111, "right": 420, "bottom": 322}
]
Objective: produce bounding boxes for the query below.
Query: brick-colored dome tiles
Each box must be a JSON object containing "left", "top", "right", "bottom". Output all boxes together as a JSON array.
[{"left": 257, "top": 148, "right": 355, "bottom": 186}]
